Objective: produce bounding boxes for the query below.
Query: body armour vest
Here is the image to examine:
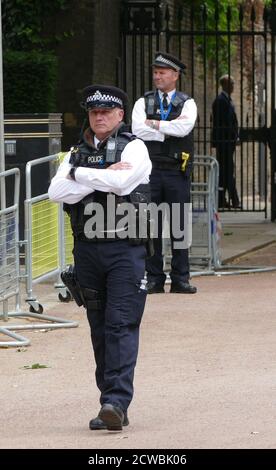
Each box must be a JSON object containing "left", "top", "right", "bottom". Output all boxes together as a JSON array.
[
  {"left": 64, "top": 126, "right": 151, "bottom": 242},
  {"left": 144, "top": 90, "right": 194, "bottom": 175}
]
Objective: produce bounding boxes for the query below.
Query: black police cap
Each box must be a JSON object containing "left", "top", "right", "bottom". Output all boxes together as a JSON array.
[
  {"left": 152, "top": 52, "right": 186, "bottom": 73},
  {"left": 81, "top": 85, "right": 128, "bottom": 110}
]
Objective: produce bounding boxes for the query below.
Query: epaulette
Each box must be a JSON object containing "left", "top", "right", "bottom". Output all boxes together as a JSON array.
[
  {"left": 119, "top": 131, "right": 137, "bottom": 142},
  {"left": 144, "top": 90, "right": 155, "bottom": 97},
  {"left": 171, "top": 92, "right": 191, "bottom": 107},
  {"left": 176, "top": 91, "right": 190, "bottom": 101}
]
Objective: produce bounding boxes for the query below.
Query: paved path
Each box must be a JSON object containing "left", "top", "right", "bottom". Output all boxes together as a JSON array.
[
  {"left": 1, "top": 272, "right": 276, "bottom": 449},
  {"left": 219, "top": 213, "right": 276, "bottom": 263}
]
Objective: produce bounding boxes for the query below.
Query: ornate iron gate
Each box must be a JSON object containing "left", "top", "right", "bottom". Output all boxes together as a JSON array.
[{"left": 120, "top": 0, "right": 276, "bottom": 219}]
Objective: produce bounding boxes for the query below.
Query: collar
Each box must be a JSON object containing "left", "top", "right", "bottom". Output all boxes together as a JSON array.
[
  {"left": 94, "top": 136, "right": 101, "bottom": 148},
  {"left": 157, "top": 89, "right": 176, "bottom": 103},
  {"left": 222, "top": 90, "right": 231, "bottom": 100},
  {"left": 83, "top": 128, "right": 96, "bottom": 147},
  {"left": 83, "top": 122, "right": 127, "bottom": 148}
]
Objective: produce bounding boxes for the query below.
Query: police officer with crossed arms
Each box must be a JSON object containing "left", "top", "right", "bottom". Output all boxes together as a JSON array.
[
  {"left": 49, "top": 85, "right": 151, "bottom": 431},
  {"left": 132, "top": 51, "right": 197, "bottom": 294}
]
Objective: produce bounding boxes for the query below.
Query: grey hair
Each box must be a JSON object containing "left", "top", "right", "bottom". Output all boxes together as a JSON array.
[{"left": 219, "top": 74, "right": 234, "bottom": 86}]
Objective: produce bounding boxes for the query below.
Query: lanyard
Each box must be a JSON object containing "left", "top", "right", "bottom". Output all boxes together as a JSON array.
[{"left": 158, "top": 92, "right": 176, "bottom": 120}]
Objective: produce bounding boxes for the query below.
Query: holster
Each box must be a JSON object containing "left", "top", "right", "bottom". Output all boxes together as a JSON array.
[{"left": 60, "top": 265, "right": 84, "bottom": 307}]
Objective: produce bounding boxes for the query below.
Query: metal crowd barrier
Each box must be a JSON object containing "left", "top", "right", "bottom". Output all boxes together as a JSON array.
[
  {"left": 163, "top": 155, "right": 221, "bottom": 275},
  {"left": 24, "top": 153, "right": 74, "bottom": 312},
  {"left": 0, "top": 167, "right": 78, "bottom": 348},
  {"left": 189, "top": 155, "right": 221, "bottom": 271},
  {"left": 190, "top": 156, "right": 276, "bottom": 277}
]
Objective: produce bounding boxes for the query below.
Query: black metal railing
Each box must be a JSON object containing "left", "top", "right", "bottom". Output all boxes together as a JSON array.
[{"left": 120, "top": 0, "right": 276, "bottom": 218}]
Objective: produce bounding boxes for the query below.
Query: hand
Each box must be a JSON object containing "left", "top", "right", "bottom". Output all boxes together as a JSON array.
[{"left": 109, "top": 162, "right": 133, "bottom": 171}]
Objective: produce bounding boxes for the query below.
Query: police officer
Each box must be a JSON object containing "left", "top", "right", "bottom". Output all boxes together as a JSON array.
[
  {"left": 48, "top": 85, "right": 152, "bottom": 431},
  {"left": 132, "top": 52, "right": 197, "bottom": 294}
]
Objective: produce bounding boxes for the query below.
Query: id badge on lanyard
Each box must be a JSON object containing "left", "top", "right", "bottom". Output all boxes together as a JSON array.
[{"left": 159, "top": 92, "right": 176, "bottom": 120}]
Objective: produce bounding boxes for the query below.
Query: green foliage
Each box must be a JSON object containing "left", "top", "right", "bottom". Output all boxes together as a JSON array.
[
  {"left": 21, "top": 363, "right": 50, "bottom": 369},
  {"left": 2, "top": 0, "right": 72, "bottom": 51},
  {"left": 1, "top": 0, "right": 72, "bottom": 113},
  {"left": 182, "top": 0, "right": 270, "bottom": 75},
  {"left": 186, "top": 0, "right": 240, "bottom": 28},
  {"left": 3, "top": 50, "right": 58, "bottom": 113}
]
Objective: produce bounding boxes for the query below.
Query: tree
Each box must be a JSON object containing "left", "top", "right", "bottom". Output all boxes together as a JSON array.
[
  {"left": 182, "top": 0, "right": 270, "bottom": 75},
  {"left": 1, "top": 0, "right": 73, "bottom": 51},
  {"left": 1, "top": 0, "right": 73, "bottom": 112}
]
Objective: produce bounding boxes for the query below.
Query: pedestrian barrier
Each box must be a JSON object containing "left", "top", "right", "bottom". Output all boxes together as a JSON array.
[
  {"left": 190, "top": 157, "right": 276, "bottom": 277},
  {"left": 54, "top": 210, "right": 74, "bottom": 302},
  {"left": 24, "top": 153, "right": 221, "bottom": 294},
  {"left": 0, "top": 167, "right": 78, "bottom": 348},
  {"left": 163, "top": 155, "right": 221, "bottom": 275},
  {"left": 24, "top": 153, "right": 74, "bottom": 311},
  {"left": 189, "top": 155, "right": 221, "bottom": 270}
]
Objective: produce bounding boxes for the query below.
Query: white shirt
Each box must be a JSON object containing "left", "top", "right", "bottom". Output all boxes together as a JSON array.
[
  {"left": 132, "top": 88, "right": 197, "bottom": 141},
  {"left": 48, "top": 138, "right": 152, "bottom": 205},
  {"left": 94, "top": 135, "right": 101, "bottom": 148}
]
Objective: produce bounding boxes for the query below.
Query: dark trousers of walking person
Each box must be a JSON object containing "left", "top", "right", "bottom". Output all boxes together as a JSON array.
[
  {"left": 146, "top": 168, "right": 190, "bottom": 286},
  {"left": 73, "top": 239, "right": 147, "bottom": 414},
  {"left": 217, "top": 143, "right": 240, "bottom": 208}
]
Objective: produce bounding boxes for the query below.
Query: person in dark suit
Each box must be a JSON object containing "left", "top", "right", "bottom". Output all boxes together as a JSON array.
[{"left": 211, "top": 74, "right": 240, "bottom": 209}]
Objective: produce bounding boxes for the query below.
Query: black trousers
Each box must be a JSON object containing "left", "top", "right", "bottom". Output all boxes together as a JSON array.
[
  {"left": 146, "top": 168, "right": 191, "bottom": 285},
  {"left": 74, "top": 240, "right": 147, "bottom": 412},
  {"left": 216, "top": 143, "right": 240, "bottom": 207}
]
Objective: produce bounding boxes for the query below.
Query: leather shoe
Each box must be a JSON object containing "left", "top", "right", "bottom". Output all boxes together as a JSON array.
[
  {"left": 170, "top": 281, "right": 197, "bottom": 294},
  {"left": 147, "top": 281, "right": 165, "bottom": 294},
  {"left": 98, "top": 404, "right": 124, "bottom": 431},
  {"left": 89, "top": 410, "right": 129, "bottom": 430}
]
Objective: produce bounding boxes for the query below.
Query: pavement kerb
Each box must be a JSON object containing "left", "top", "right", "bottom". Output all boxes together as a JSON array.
[{"left": 221, "top": 239, "right": 276, "bottom": 265}]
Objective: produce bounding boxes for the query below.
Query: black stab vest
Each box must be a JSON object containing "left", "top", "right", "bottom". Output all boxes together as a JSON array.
[
  {"left": 144, "top": 90, "right": 194, "bottom": 175},
  {"left": 64, "top": 127, "right": 151, "bottom": 242}
]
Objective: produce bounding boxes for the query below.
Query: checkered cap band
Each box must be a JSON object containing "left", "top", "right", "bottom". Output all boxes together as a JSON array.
[
  {"left": 155, "top": 55, "right": 181, "bottom": 71},
  {"left": 86, "top": 90, "right": 123, "bottom": 107}
]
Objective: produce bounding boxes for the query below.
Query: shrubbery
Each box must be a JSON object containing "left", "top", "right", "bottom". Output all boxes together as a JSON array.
[{"left": 3, "top": 50, "right": 58, "bottom": 113}]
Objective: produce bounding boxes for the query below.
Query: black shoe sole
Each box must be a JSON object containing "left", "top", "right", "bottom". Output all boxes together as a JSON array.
[
  {"left": 89, "top": 421, "right": 129, "bottom": 430},
  {"left": 99, "top": 407, "right": 123, "bottom": 431},
  {"left": 170, "top": 288, "right": 197, "bottom": 294},
  {"left": 89, "top": 423, "right": 107, "bottom": 430},
  {"left": 148, "top": 289, "right": 165, "bottom": 294},
  {"left": 89, "top": 418, "right": 129, "bottom": 430}
]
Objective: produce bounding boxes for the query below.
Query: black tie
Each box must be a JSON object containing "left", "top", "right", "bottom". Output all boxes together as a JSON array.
[{"left": 162, "top": 93, "right": 169, "bottom": 110}]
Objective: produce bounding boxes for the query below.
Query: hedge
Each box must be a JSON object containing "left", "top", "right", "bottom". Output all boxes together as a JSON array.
[{"left": 3, "top": 50, "right": 58, "bottom": 113}]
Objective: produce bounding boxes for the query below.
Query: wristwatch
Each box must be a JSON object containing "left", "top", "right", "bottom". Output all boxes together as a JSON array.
[
  {"left": 150, "top": 120, "right": 158, "bottom": 130},
  {"left": 69, "top": 166, "right": 76, "bottom": 180}
]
